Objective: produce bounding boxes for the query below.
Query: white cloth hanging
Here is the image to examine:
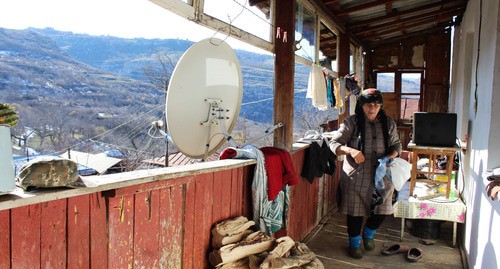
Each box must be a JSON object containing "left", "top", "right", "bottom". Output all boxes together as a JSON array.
[{"left": 306, "top": 64, "right": 328, "bottom": 111}]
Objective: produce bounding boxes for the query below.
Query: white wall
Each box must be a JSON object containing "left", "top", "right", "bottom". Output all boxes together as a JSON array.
[{"left": 451, "top": 0, "right": 500, "bottom": 268}]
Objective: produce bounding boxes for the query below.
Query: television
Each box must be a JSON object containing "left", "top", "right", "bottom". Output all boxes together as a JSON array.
[{"left": 412, "top": 112, "right": 457, "bottom": 147}]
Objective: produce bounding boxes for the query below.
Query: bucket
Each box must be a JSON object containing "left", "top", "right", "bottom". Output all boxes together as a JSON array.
[
  {"left": 0, "top": 125, "right": 16, "bottom": 194},
  {"left": 410, "top": 219, "right": 442, "bottom": 239}
]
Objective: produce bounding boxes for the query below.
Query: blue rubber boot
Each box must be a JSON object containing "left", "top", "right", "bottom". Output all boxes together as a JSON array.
[
  {"left": 363, "top": 227, "right": 376, "bottom": 251},
  {"left": 348, "top": 236, "right": 363, "bottom": 259}
]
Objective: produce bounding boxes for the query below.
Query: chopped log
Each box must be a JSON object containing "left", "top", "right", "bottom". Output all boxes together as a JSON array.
[
  {"left": 215, "top": 258, "right": 250, "bottom": 269},
  {"left": 209, "top": 231, "right": 275, "bottom": 266},
  {"left": 259, "top": 236, "right": 295, "bottom": 269},
  {"left": 269, "top": 243, "right": 317, "bottom": 269},
  {"left": 212, "top": 216, "right": 256, "bottom": 248}
]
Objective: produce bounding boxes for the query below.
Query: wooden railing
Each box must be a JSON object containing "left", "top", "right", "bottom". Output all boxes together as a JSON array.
[{"left": 0, "top": 144, "right": 338, "bottom": 268}]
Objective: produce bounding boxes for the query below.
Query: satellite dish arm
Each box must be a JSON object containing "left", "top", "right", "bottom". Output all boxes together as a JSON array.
[{"left": 240, "top": 122, "right": 284, "bottom": 147}]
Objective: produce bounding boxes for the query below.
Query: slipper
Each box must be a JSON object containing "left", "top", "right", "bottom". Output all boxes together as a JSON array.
[
  {"left": 419, "top": 239, "right": 436, "bottom": 245},
  {"left": 407, "top": 248, "right": 423, "bottom": 262},
  {"left": 382, "top": 244, "right": 410, "bottom": 255}
]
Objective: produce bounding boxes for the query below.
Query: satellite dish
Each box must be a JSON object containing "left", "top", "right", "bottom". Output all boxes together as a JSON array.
[{"left": 166, "top": 38, "right": 243, "bottom": 159}]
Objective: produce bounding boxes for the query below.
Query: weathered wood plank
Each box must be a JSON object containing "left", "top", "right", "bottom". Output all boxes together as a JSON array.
[
  {"left": 183, "top": 180, "right": 196, "bottom": 269},
  {"left": 193, "top": 173, "right": 214, "bottom": 268},
  {"left": 0, "top": 159, "right": 255, "bottom": 211},
  {"left": 108, "top": 194, "right": 135, "bottom": 268},
  {"left": 0, "top": 210, "right": 10, "bottom": 268},
  {"left": 158, "top": 185, "right": 183, "bottom": 268},
  {"left": 11, "top": 204, "right": 41, "bottom": 268},
  {"left": 41, "top": 199, "right": 67, "bottom": 269},
  {"left": 67, "top": 195, "right": 90, "bottom": 268},
  {"left": 90, "top": 192, "right": 108, "bottom": 269},
  {"left": 230, "top": 169, "right": 241, "bottom": 218},
  {"left": 133, "top": 189, "right": 160, "bottom": 269},
  {"left": 213, "top": 169, "right": 229, "bottom": 224}
]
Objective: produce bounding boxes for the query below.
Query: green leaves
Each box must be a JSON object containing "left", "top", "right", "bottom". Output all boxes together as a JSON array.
[{"left": 0, "top": 104, "right": 19, "bottom": 127}]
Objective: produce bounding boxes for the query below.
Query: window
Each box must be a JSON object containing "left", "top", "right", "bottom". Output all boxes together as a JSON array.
[
  {"left": 400, "top": 72, "right": 421, "bottom": 120},
  {"left": 203, "top": 0, "right": 271, "bottom": 42},
  {"left": 318, "top": 22, "right": 337, "bottom": 72},
  {"left": 295, "top": 1, "right": 316, "bottom": 61},
  {"left": 376, "top": 72, "right": 395, "bottom": 93}
]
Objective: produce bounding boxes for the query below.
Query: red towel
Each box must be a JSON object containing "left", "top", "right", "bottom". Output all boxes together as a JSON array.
[
  {"left": 219, "top": 148, "right": 237, "bottom": 160},
  {"left": 260, "top": 147, "right": 299, "bottom": 200}
]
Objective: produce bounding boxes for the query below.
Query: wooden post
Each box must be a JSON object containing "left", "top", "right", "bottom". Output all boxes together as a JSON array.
[{"left": 273, "top": 0, "right": 295, "bottom": 151}]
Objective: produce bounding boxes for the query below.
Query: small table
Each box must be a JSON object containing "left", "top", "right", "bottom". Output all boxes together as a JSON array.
[
  {"left": 393, "top": 182, "right": 466, "bottom": 247},
  {"left": 407, "top": 142, "right": 460, "bottom": 199}
]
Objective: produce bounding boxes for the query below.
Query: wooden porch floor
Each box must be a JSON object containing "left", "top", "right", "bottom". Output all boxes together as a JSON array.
[{"left": 303, "top": 211, "right": 466, "bottom": 268}]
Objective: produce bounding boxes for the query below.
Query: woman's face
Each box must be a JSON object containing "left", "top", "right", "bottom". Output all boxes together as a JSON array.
[{"left": 362, "top": 102, "right": 381, "bottom": 122}]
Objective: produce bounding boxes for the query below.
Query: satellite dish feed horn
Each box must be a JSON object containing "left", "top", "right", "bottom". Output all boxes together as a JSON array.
[{"left": 164, "top": 38, "right": 282, "bottom": 161}]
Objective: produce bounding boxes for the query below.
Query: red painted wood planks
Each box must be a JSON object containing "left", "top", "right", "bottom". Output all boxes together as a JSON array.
[
  {"left": 158, "top": 185, "right": 183, "bottom": 268},
  {"left": 67, "top": 195, "right": 90, "bottom": 268},
  {"left": 0, "top": 210, "right": 10, "bottom": 269},
  {"left": 183, "top": 180, "right": 196, "bottom": 269},
  {"left": 41, "top": 199, "right": 67, "bottom": 268},
  {"left": 90, "top": 193, "right": 108, "bottom": 269},
  {"left": 108, "top": 194, "right": 135, "bottom": 268},
  {"left": 11, "top": 204, "right": 41, "bottom": 268},
  {"left": 133, "top": 189, "right": 160, "bottom": 269},
  {"left": 193, "top": 173, "right": 214, "bottom": 269}
]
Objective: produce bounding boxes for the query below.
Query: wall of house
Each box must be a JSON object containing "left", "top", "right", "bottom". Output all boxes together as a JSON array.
[
  {"left": 450, "top": 0, "right": 500, "bottom": 268},
  {"left": 0, "top": 146, "right": 338, "bottom": 268}
]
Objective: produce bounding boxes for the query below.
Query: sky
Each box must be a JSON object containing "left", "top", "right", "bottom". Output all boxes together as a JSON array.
[{"left": 0, "top": 0, "right": 267, "bottom": 53}]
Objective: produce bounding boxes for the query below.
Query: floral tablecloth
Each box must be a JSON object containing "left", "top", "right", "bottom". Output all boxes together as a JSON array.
[{"left": 393, "top": 181, "right": 466, "bottom": 223}]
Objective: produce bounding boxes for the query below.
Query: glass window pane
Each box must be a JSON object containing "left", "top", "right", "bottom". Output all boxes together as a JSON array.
[
  {"left": 295, "top": 1, "right": 316, "bottom": 61},
  {"left": 376, "top": 72, "right": 394, "bottom": 93},
  {"left": 203, "top": 0, "right": 271, "bottom": 41},
  {"left": 401, "top": 73, "right": 421, "bottom": 94},
  {"left": 318, "top": 22, "right": 337, "bottom": 72},
  {"left": 401, "top": 95, "right": 420, "bottom": 120}
]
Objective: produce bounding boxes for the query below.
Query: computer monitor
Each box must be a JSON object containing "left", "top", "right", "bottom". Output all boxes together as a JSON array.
[{"left": 412, "top": 112, "right": 457, "bottom": 147}]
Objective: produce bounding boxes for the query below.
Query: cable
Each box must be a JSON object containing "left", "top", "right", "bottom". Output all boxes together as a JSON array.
[{"left": 473, "top": 0, "right": 482, "bottom": 116}]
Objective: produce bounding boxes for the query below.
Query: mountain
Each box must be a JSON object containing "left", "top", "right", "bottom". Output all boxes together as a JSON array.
[{"left": 0, "top": 27, "right": 335, "bottom": 157}]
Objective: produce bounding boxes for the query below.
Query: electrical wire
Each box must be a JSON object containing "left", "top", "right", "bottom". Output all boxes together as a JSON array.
[{"left": 473, "top": 0, "right": 482, "bottom": 116}]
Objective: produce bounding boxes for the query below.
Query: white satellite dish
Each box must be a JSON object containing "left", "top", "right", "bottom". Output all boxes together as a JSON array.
[
  {"left": 166, "top": 38, "right": 242, "bottom": 159},
  {"left": 164, "top": 38, "right": 282, "bottom": 160}
]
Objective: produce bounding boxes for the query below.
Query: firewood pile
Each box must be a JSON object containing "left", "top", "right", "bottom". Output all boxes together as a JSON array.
[{"left": 209, "top": 216, "right": 324, "bottom": 269}]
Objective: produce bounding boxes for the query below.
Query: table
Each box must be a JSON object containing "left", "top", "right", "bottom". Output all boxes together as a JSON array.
[
  {"left": 407, "top": 142, "right": 460, "bottom": 198},
  {"left": 393, "top": 181, "right": 466, "bottom": 247}
]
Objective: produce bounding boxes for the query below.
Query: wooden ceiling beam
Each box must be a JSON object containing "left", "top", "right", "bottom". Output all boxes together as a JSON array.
[
  {"left": 348, "top": 0, "right": 466, "bottom": 28},
  {"left": 336, "top": 0, "right": 394, "bottom": 16},
  {"left": 248, "top": 0, "right": 269, "bottom": 6},
  {"left": 361, "top": 15, "right": 455, "bottom": 39},
  {"left": 355, "top": 6, "right": 465, "bottom": 35},
  {"left": 368, "top": 21, "right": 452, "bottom": 47}
]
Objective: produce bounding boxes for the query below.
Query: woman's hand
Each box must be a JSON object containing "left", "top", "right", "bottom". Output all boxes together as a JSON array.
[
  {"left": 486, "top": 179, "right": 500, "bottom": 201},
  {"left": 350, "top": 149, "right": 365, "bottom": 164}
]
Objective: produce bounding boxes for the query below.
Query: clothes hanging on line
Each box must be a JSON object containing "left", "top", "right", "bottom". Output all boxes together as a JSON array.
[{"left": 306, "top": 63, "right": 328, "bottom": 111}]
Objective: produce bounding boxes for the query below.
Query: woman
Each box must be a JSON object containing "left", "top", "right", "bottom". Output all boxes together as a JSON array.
[{"left": 329, "top": 88, "right": 401, "bottom": 259}]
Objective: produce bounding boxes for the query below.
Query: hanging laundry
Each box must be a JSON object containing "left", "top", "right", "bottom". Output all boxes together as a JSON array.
[
  {"left": 344, "top": 74, "right": 361, "bottom": 96},
  {"left": 333, "top": 78, "right": 344, "bottom": 110},
  {"left": 306, "top": 64, "right": 328, "bottom": 111}
]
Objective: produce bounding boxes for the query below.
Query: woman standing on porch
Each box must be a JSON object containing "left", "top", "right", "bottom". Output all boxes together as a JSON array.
[{"left": 329, "top": 88, "right": 401, "bottom": 259}]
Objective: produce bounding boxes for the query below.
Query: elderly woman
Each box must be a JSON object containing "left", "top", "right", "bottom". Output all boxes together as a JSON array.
[{"left": 329, "top": 89, "right": 401, "bottom": 259}]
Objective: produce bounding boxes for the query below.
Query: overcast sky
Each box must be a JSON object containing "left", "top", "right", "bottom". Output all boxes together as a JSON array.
[{"left": 0, "top": 0, "right": 265, "bottom": 52}]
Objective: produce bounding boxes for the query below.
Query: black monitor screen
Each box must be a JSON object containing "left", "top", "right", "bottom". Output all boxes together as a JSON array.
[{"left": 412, "top": 112, "right": 457, "bottom": 147}]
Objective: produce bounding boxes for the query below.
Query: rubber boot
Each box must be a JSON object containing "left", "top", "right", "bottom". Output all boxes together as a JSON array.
[
  {"left": 348, "top": 236, "right": 363, "bottom": 259},
  {"left": 363, "top": 227, "right": 376, "bottom": 251}
]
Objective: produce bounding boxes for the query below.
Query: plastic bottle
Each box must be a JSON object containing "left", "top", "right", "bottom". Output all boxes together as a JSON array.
[{"left": 449, "top": 171, "right": 456, "bottom": 200}]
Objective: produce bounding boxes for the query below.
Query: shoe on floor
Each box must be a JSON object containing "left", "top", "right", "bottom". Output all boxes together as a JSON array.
[
  {"left": 348, "top": 247, "right": 363, "bottom": 259},
  {"left": 363, "top": 237, "right": 375, "bottom": 251},
  {"left": 407, "top": 247, "right": 423, "bottom": 262},
  {"left": 382, "top": 244, "right": 410, "bottom": 255}
]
